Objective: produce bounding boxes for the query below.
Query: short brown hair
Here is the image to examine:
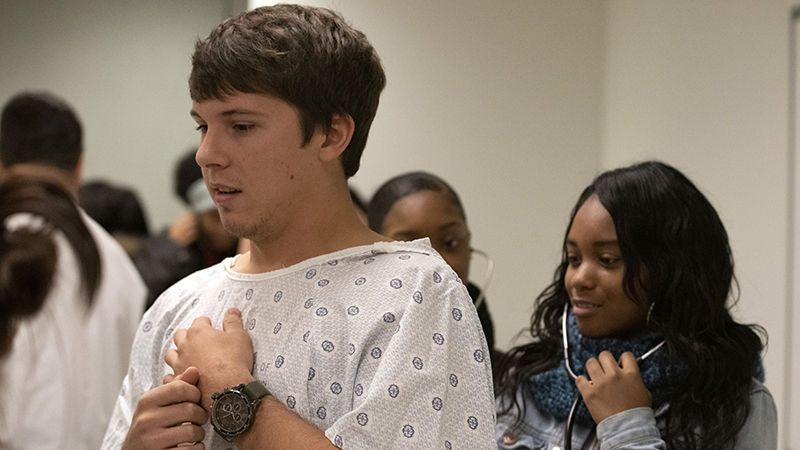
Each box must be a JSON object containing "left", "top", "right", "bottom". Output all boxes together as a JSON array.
[{"left": 189, "top": 4, "right": 386, "bottom": 178}]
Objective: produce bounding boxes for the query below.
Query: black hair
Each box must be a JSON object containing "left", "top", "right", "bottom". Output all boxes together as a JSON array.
[
  {"left": 0, "top": 91, "right": 83, "bottom": 170},
  {"left": 78, "top": 180, "right": 150, "bottom": 236},
  {"left": 367, "top": 171, "right": 465, "bottom": 233},
  {"left": 0, "top": 175, "right": 101, "bottom": 359},
  {"left": 173, "top": 149, "right": 202, "bottom": 205},
  {"left": 189, "top": 4, "right": 386, "bottom": 179},
  {"left": 494, "top": 161, "right": 766, "bottom": 449}
]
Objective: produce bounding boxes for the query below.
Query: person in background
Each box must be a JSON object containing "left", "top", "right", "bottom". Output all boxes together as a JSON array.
[
  {"left": 78, "top": 179, "right": 150, "bottom": 257},
  {"left": 367, "top": 171, "right": 499, "bottom": 362},
  {"left": 102, "top": 5, "right": 496, "bottom": 449},
  {"left": 494, "top": 161, "right": 776, "bottom": 449},
  {"left": 0, "top": 91, "right": 146, "bottom": 448},
  {"left": 0, "top": 175, "right": 101, "bottom": 449},
  {"left": 133, "top": 149, "right": 238, "bottom": 309}
]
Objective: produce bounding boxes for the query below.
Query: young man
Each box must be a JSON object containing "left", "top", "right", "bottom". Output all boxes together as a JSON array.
[
  {"left": 102, "top": 5, "right": 496, "bottom": 449},
  {"left": 0, "top": 91, "right": 147, "bottom": 448}
]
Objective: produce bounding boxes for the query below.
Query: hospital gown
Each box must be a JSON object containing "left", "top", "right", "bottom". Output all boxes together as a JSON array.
[{"left": 102, "top": 238, "right": 497, "bottom": 449}]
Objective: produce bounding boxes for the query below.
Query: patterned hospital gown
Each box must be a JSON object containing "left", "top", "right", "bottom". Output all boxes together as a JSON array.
[{"left": 101, "top": 239, "right": 497, "bottom": 449}]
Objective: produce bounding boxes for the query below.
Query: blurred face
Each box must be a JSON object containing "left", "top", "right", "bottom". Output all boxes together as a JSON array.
[
  {"left": 564, "top": 195, "right": 648, "bottom": 338},
  {"left": 380, "top": 190, "right": 471, "bottom": 281},
  {"left": 191, "top": 92, "right": 320, "bottom": 242}
]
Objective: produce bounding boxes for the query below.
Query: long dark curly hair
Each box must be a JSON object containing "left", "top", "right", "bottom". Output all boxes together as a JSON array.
[
  {"left": 0, "top": 175, "right": 100, "bottom": 358},
  {"left": 494, "top": 161, "right": 766, "bottom": 449}
]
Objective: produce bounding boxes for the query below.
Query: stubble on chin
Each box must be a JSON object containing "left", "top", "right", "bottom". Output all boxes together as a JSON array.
[{"left": 220, "top": 215, "right": 271, "bottom": 243}]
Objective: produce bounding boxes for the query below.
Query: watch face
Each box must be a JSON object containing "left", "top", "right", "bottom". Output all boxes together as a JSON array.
[{"left": 211, "top": 390, "right": 251, "bottom": 436}]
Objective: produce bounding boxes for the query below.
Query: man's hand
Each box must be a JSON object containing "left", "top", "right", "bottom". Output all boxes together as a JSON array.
[
  {"left": 122, "top": 367, "right": 207, "bottom": 449},
  {"left": 165, "top": 308, "right": 255, "bottom": 411},
  {"left": 575, "top": 351, "right": 652, "bottom": 424}
]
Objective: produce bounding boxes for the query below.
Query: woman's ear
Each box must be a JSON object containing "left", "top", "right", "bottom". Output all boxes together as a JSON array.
[{"left": 319, "top": 113, "right": 354, "bottom": 162}]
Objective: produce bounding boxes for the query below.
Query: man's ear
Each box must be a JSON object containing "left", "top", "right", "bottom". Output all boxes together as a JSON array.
[{"left": 319, "top": 114, "right": 354, "bottom": 162}]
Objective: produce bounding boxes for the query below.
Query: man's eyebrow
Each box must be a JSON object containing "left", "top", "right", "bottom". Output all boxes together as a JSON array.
[
  {"left": 189, "top": 108, "right": 264, "bottom": 119},
  {"left": 220, "top": 108, "right": 264, "bottom": 117}
]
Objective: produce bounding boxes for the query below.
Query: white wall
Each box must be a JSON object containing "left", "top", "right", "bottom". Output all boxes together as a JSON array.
[
  {"left": 0, "top": 0, "right": 239, "bottom": 231},
  {"left": 603, "top": 1, "right": 794, "bottom": 447}
]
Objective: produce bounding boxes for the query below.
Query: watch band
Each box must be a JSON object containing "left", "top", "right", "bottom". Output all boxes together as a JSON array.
[{"left": 242, "top": 380, "right": 271, "bottom": 403}]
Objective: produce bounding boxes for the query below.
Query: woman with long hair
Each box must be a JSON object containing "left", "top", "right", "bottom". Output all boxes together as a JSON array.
[
  {"left": 0, "top": 174, "right": 101, "bottom": 447},
  {"left": 494, "top": 161, "right": 776, "bottom": 449}
]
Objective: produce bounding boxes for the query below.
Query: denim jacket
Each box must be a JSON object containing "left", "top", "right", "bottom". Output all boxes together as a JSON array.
[{"left": 495, "top": 379, "right": 777, "bottom": 450}]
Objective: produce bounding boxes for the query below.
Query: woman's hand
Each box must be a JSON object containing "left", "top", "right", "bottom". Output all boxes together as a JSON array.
[{"left": 575, "top": 351, "right": 652, "bottom": 424}]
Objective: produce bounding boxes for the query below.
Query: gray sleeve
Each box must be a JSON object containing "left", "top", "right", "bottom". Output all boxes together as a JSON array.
[
  {"left": 597, "top": 407, "right": 666, "bottom": 450},
  {"left": 597, "top": 380, "right": 777, "bottom": 450},
  {"left": 732, "top": 381, "right": 777, "bottom": 450}
]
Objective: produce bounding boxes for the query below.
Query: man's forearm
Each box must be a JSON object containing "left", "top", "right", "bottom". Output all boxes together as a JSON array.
[{"left": 236, "top": 396, "right": 337, "bottom": 450}]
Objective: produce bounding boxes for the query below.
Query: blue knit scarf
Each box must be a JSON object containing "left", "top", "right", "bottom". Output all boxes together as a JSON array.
[{"left": 526, "top": 313, "right": 684, "bottom": 426}]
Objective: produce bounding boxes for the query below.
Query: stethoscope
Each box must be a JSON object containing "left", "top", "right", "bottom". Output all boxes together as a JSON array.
[
  {"left": 469, "top": 248, "right": 494, "bottom": 309},
  {"left": 561, "top": 303, "right": 665, "bottom": 450}
]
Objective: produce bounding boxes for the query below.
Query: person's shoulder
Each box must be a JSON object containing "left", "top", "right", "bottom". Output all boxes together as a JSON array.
[
  {"left": 749, "top": 378, "right": 776, "bottom": 406},
  {"left": 729, "top": 378, "right": 778, "bottom": 448},
  {"left": 376, "top": 237, "right": 437, "bottom": 254},
  {"left": 369, "top": 238, "right": 448, "bottom": 266},
  {"left": 359, "top": 239, "right": 460, "bottom": 281},
  {"left": 320, "top": 238, "right": 446, "bottom": 271},
  {"left": 79, "top": 209, "right": 114, "bottom": 247},
  {"left": 744, "top": 377, "right": 778, "bottom": 432}
]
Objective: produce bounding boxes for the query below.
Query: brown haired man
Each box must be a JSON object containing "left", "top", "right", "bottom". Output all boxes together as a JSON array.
[{"left": 102, "top": 5, "right": 495, "bottom": 449}]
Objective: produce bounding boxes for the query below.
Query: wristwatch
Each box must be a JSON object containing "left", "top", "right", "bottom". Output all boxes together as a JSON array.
[{"left": 210, "top": 380, "right": 271, "bottom": 441}]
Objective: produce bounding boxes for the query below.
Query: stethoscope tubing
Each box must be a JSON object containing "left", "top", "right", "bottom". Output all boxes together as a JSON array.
[
  {"left": 470, "top": 248, "right": 494, "bottom": 309},
  {"left": 561, "top": 303, "right": 664, "bottom": 450}
]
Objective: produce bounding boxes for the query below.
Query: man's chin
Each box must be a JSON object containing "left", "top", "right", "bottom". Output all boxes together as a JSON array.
[{"left": 221, "top": 218, "right": 267, "bottom": 243}]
